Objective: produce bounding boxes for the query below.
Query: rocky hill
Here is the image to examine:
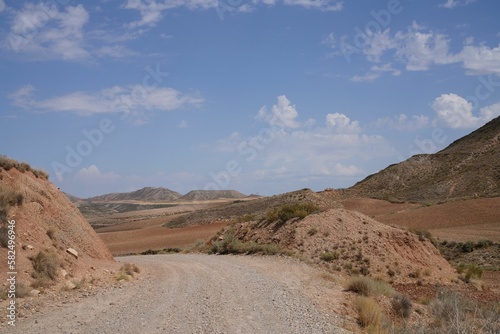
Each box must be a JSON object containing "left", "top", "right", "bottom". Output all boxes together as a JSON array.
[
  {"left": 212, "top": 208, "right": 457, "bottom": 285},
  {"left": 350, "top": 116, "right": 500, "bottom": 202},
  {"left": 0, "top": 158, "right": 116, "bottom": 293},
  {"left": 89, "top": 187, "right": 181, "bottom": 202},
  {"left": 166, "top": 188, "right": 341, "bottom": 227},
  {"left": 178, "top": 190, "right": 247, "bottom": 202}
]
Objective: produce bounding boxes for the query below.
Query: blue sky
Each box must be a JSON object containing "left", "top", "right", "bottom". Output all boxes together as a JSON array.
[{"left": 1, "top": 0, "right": 500, "bottom": 198}]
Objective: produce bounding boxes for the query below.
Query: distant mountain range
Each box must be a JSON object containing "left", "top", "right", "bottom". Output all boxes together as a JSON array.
[
  {"left": 88, "top": 187, "right": 182, "bottom": 202},
  {"left": 179, "top": 190, "right": 247, "bottom": 201},
  {"left": 350, "top": 115, "right": 500, "bottom": 202},
  {"left": 68, "top": 187, "right": 250, "bottom": 202},
  {"left": 67, "top": 116, "right": 499, "bottom": 204}
]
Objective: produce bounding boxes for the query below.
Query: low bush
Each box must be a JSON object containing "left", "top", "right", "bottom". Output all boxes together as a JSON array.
[
  {"left": 46, "top": 228, "right": 57, "bottom": 240},
  {"left": 266, "top": 203, "right": 320, "bottom": 223},
  {"left": 115, "top": 263, "right": 140, "bottom": 281},
  {"left": 30, "top": 250, "right": 60, "bottom": 287},
  {"left": 209, "top": 229, "right": 286, "bottom": 256},
  {"left": 237, "top": 214, "right": 256, "bottom": 223},
  {"left": 429, "top": 289, "right": 475, "bottom": 331},
  {"left": 140, "top": 248, "right": 181, "bottom": 255},
  {"left": 355, "top": 296, "right": 383, "bottom": 329},
  {"left": 121, "top": 263, "right": 140, "bottom": 276},
  {"left": 392, "top": 293, "right": 412, "bottom": 318},
  {"left": 409, "top": 228, "right": 438, "bottom": 246},
  {"left": 346, "top": 276, "right": 395, "bottom": 297},
  {"left": 456, "top": 263, "right": 483, "bottom": 282},
  {"left": 0, "top": 186, "right": 23, "bottom": 208},
  {"left": 0, "top": 155, "right": 49, "bottom": 179},
  {"left": 320, "top": 251, "right": 338, "bottom": 262}
]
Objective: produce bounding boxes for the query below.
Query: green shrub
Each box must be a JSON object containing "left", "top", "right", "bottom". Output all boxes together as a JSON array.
[
  {"left": 409, "top": 228, "right": 438, "bottom": 246},
  {"left": 237, "top": 214, "right": 256, "bottom": 223},
  {"left": 209, "top": 229, "right": 285, "bottom": 256},
  {"left": 457, "top": 263, "right": 483, "bottom": 282},
  {"left": 266, "top": 203, "right": 320, "bottom": 223},
  {"left": 321, "top": 251, "right": 338, "bottom": 262}
]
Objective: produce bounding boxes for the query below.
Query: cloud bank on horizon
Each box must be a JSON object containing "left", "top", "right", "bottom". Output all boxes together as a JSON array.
[{"left": 0, "top": 0, "right": 499, "bottom": 197}]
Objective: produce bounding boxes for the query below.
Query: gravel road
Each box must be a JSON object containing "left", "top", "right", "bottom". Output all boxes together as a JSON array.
[{"left": 5, "top": 254, "right": 353, "bottom": 334}]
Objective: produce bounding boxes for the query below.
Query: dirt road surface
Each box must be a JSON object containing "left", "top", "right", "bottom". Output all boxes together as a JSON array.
[{"left": 5, "top": 254, "right": 353, "bottom": 334}]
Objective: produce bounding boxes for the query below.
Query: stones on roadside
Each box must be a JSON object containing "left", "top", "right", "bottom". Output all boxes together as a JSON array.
[
  {"left": 29, "top": 289, "right": 41, "bottom": 297},
  {"left": 66, "top": 248, "right": 79, "bottom": 259},
  {"left": 65, "top": 281, "right": 77, "bottom": 290}
]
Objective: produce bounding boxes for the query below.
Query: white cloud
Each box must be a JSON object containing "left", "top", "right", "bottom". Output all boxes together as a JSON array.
[
  {"left": 374, "top": 114, "right": 430, "bottom": 131},
  {"left": 256, "top": 95, "right": 300, "bottom": 129},
  {"left": 283, "top": 0, "right": 343, "bottom": 11},
  {"left": 7, "top": 3, "right": 90, "bottom": 60},
  {"left": 431, "top": 93, "right": 500, "bottom": 128},
  {"left": 124, "top": 0, "right": 217, "bottom": 29},
  {"left": 0, "top": 0, "right": 5, "bottom": 12},
  {"left": 9, "top": 84, "right": 204, "bottom": 122},
  {"left": 479, "top": 102, "right": 500, "bottom": 121},
  {"left": 326, "top": 113, "right": 361, "bottom": 133},
  {"left": 432, "top": 93, "right": 476, "bottom": 128},
  {"left": 75, "top": 165, "right": 120, "bottom": 181},
  {"left": 351, "top": 63, "right": 401, "bottom": 82},
  {"left": 456, "top": 44, "right": 500, "bottom": 75},
  {"left": 330, "top": 21, "right": 500, "bottom": 79},
  {"left": 440, "top": 0, "right": 477, "bottom": 9},
  {"left": 124, "top": 0, "right": 343, "bottom": 30},
  {"left": 363, "top": 30, "right": 397, "bottom": 62},
  {"left": 257, "top": 0, "right": 278, "bottom": 5},
  {"left": 211, "top": 96, "right": 394, "bottom": 188},
  {"left": 332, "top": 163, "right": 364, "bottom": 176},
  {"left": 395, "top": 27, "right": 453, "bottom": 71}
]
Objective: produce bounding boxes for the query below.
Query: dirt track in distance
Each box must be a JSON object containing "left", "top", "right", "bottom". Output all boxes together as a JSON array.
[{"left": 4, "top": 254, "right": 354, "bottom": 334}]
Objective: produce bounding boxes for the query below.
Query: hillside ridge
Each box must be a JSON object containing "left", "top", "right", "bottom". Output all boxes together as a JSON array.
[
  {"left": 89, "top": 186, "right": 182, "bottom": 202},
  {"left": 178, "top": 190, "right": 247, "bottom": 201},
  {"left": 350, "top": 116, "right": 500, "bottom": 202}
]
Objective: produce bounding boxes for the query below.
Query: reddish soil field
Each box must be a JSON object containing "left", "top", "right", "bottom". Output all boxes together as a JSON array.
[
  {"left": 343, "top": 197, "right": 500, "bottom": 242},
  {"left": 98, "top": 222, "right": 227, "bottom": 255}
]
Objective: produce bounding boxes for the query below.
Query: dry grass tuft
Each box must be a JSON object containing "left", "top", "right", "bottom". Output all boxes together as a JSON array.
[
  {"left": 0, "top": 155, "right": 49, "bottom": 179},
  {"left": 30, "top": 250, "right": 60, "bottom": 287},
  {"left": 115, "top": 263, "right": 141, "bottom": 281},
  {"left": 392, "top": 293, "right": 412, "bottom": 318},
  {"left": 346, "top": 276, "right": 395, "bottom": 297},
  {"left": 355, "top": 296, "right": 383, "bottom": 330}
]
